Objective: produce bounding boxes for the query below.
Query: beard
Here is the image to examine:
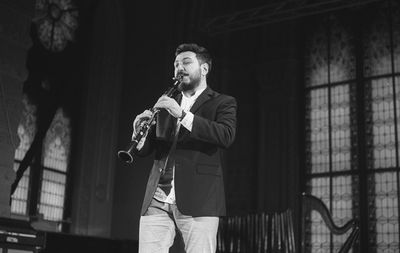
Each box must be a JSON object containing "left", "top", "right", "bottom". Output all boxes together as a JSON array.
[{"left": 178, "top": 70, "right": 202, "bottom": 92}]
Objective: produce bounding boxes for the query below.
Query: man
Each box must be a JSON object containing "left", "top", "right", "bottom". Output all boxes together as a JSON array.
[{"left": 133, "top": 43, "right": 237, "bottom": 252}]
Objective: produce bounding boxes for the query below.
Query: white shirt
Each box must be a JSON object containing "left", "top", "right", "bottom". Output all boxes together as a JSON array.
[{"left": 162, "top": 85, "right": 207, "bottom": 204}]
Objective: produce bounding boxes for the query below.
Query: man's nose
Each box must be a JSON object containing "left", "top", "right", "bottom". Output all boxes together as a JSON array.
[{"left": 176, "top": 63, "right": 184, "bottom": 71}]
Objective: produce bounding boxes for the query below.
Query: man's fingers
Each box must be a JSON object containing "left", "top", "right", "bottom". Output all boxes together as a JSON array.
[
  {"left": 136, "top": 110, "right": 152, "bottom": 121},
  {"left": 141, "top": 110, "right": 153, "bottom": 117},
  {"left": 133, "top": 110, "right": 153, "bottom": 129},
  {"left": 154, "top": 96, "right": 175, "bottom": 109}
]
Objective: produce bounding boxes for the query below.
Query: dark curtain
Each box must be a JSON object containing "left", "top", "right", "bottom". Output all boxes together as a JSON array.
[
  {"left": 70, "top": 0, "right": 125, "bottom": 236},
  {"left": 209, "top": 23, "right": 303, "bottom": 251},
  {"left": 212, "top": 24, "right": 302, "bottom": 215}
]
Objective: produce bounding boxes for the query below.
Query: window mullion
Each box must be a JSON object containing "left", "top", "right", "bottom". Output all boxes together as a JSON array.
[
  {"left": 354, "top": 10, "right": 370, "bottom": 252},
  {"left": 387, "top": 0, "right": 400, "bottom": 247},
  {"left": 327, "top": 16, "right": 334, "bottom": 253},
  {"left": 28, "top": 148, "right": 43, "bottom": 218}
]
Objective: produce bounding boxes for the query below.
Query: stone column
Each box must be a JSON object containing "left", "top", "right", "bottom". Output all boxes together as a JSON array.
[{"left": 0, "top": 0, "right": 35, "bottom": 217}]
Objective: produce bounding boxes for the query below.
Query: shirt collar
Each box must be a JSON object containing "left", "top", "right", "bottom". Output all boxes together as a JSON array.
[{"left": 181, "top": 85, "right": 207, "bottom": 102}]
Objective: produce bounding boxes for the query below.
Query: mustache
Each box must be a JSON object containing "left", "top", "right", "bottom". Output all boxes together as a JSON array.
[{"left": 176, "top": 72, "right": 189, "bottom": 77}]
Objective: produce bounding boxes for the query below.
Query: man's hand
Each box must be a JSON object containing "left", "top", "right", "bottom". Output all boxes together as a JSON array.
[
  {"left": 154, "top": 95, "right": 183, "bottom": 118},
  {"left": 132, "top": 109, "right": 153, "bottom": 136},
  {"left": 131, "top": 109, "right": 156, "bottom": 149}
]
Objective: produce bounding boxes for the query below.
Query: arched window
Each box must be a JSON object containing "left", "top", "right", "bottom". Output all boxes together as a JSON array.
[{"left": 11, "top": 95, "right": 71, "bottom": 231}]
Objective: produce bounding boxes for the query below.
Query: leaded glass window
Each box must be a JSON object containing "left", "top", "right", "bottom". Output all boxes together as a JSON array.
[
  {"left": 39, "top": 108, "right": 70, "bottom": 221},
  {"left": 304, "top": 1, "right": 400, "bottom": 252},
  {"left": 11, "top": 95, "right": 71, "bottom": 229},
  {"left": 11, "top": 95, "right": 36, "bottom": 216}
]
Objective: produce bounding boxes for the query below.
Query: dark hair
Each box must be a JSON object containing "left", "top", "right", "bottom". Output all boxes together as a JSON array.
[{"left": 175, "top": 43, "right": 212, "bottom": 73}]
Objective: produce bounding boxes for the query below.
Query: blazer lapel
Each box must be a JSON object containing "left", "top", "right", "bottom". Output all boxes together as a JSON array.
[
  {"left": 176, "top": 87, "right": 216, "bottom": 141},
  {"left": 190, "top": 87, "right": 214, "bottom": 113}
]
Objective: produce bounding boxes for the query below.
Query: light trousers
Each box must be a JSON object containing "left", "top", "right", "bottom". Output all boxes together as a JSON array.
[{"left": 139, "top": 198, "right": 219, "bottom": 253}]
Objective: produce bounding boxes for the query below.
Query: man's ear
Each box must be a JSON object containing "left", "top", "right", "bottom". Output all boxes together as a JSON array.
[{"left": 201, "top": 63, "right": 209, "bottom": 76}]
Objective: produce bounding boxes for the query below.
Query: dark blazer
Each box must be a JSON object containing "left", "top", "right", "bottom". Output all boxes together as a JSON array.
[{"left": 138, "top": 86, "right": 237, "bottom": 217}]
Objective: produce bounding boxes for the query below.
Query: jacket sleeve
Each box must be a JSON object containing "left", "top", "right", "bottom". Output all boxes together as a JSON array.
[{"left": 190, "top": 96, "right": 237, "bottom": 149}]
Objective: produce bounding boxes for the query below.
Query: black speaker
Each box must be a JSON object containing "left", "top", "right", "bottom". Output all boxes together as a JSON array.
[{"left": 0, "top": 217, "right": 45, "bottom": 253}]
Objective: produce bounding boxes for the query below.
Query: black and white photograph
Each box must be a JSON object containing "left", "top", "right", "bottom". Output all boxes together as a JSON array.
[{"left": 0, "top": 0, "right": 399, "bottom": 252}]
